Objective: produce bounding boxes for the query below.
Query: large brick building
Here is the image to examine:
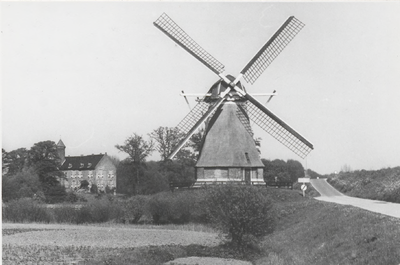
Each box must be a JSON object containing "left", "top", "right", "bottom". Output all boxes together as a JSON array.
[{"left": 56, "top": 140, "right": 116, "bottom": 192}]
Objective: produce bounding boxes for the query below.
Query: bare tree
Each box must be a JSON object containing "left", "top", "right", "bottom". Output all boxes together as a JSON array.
[
  {"left": 115, "top": 133, "right": 154, "bottom": 194},
  {"left": 149, "top": 127, "right": 185, "bottom": 160}
]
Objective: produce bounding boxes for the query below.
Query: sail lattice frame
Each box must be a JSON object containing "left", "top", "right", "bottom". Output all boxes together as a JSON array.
[
  {"left": 246, "top": 101, "right": 312, "bottom": 158},
  {"left": 241, "top": 16, "right": 305, "bottom": 84},
  {"left": 176, "top": 101, "right": 210, "bottom": 135},
  {"left": 154, "top": 13, "right": 225, "bottom": 75}
]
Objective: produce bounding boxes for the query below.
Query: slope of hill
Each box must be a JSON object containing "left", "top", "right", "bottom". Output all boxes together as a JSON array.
[{"left": 326, "top": 167, "right": 400, "bottom": 203}]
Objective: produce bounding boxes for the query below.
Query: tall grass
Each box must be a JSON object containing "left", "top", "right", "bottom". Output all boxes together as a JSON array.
[
  {"left": 3, "top": 197, "right": 125, "bottom": 224},
  {"left": 2, "top": 198, "right": 52, "bottom": 223}
]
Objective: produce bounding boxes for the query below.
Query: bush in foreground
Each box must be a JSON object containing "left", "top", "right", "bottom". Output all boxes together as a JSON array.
[
  {"left": 146, "top": 190, "right": 207, "bottom": 225},
  {"left": 121, "top": 195, "right": 149, "bottom": 224},
  {"left": 205, "top": 185, "right": 275, "bottom": 250},
  {"left": 2, "top": 198, "right": 52, "bottom": 223}
]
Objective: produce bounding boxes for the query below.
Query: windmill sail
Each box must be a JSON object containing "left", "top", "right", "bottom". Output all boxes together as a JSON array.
[
  {"left": 241, "top": 16, "right": 305, "bottom": 84},
  {"left": 176, "top": 101, "right": 210, "bottom": 135},
  {"left": 245, "top": 93, "right": 313, "bottom": 158},
  {"left": 154, "top": 13, "right": 225, "bottom": 75},
  {"left": 168, "top": 96, "right": 226, "bottom": 159},
  {"left": 154, "top": 13, "right": 314, "bottom": 161}
]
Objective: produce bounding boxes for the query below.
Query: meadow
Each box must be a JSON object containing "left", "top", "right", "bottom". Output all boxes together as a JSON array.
[{"left": 3, "top": 187, "right": 400, "bottom": 265}]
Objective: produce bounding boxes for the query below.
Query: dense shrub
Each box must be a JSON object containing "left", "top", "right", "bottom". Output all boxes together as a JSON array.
[
  {"left": 147, "top": 192, "right": 176, "bottom": 224},
  {"left": 2, "top": 198, "right": 52, "bottom": 223},
  {"left": 147, "top": 190, "right": 206, "bottom": 224},
  {"left": 81, "top": 198, "right": 124, "bottom": 224},
  {"left": 64, "top": 191, "right": 79, "bottom": 203},
  {"left": 2, "top": 170, "right": 43, "bottom": 202},
  {"left": 382, "top": 186, "right": 400, "bottom": 203},
  {"left": 327, "top": 167, "right": 400, "bottom": 203},
  {"left": 121, "top": 195, "right": 149, "bottom": 224},
  {"left": 44, "top": 184, "right": 67, "bottom": 204},
  {"left": 205, "top": 185, "right": 275, "bottom": 250},
  {"left": 90, "top": 184, "right": 98, "bottom": 194},
  {"left": 52, "top": 206, "right": 79, "bottom": 223},
  {"left": 52, "top": 198, "right": 124, "bottom": 224},
  {"left": 139, "top": 170, "right": 170, "bottom": 195}
]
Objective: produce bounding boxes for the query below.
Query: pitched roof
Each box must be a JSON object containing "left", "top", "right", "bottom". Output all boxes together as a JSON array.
[
  {"left": 57, "top": 139, "right": 66, "bottom": 147},
  {"left": 60, "top": 154, "right": 104, "bottom": 170},
  {"left": 196, "top": 102, "right": 264, "bottom": 168}
]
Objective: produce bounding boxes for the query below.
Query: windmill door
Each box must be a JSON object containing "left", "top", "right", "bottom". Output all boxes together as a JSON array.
[{"left": 244, "top": 169, "right": 251, "bottom": 184}]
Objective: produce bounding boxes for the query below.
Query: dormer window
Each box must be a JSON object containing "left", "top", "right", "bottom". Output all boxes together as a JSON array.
[
  {"left": 80, "top": 163, "right": 84, "bottom": 168},
  {"left": 68, "top": 163, "right": 72, "bottom": 169},
  {"left": 87, "top": 163, "right": 92, "bottom": 168}
]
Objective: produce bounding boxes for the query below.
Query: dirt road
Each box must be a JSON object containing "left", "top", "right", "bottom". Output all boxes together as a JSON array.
[{"left": 310, "top": 179, "right": 400, "bottom": 218}]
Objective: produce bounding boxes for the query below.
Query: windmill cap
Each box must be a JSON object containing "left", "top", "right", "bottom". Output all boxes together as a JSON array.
[{"left": 204, "top": 75, "right": 246, "bottom": 102}]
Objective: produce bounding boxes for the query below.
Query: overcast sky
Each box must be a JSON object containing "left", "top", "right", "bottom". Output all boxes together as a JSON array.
[{"left": 2, "top": 1, "right": 400, "bottom": 174}]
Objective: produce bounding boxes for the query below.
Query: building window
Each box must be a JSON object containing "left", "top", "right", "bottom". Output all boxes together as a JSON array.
[{"left": 97, "top": 170, "right": 104, "bottom": 180}]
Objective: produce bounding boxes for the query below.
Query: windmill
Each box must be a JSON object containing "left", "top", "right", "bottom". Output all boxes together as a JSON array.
[{"left": 154, "top": 13, "right": 313, "bottom": 185}]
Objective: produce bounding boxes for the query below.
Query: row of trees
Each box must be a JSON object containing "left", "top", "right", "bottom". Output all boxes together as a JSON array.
[
  {"left": 114, "top": 126, "right": 202, "bottom": 195},
  {"left": 262, "top": 159, "right": 305, "bottom": 183},
  {"left": 3, "top": 126, "right": 308, "bottom": 200},
  {"left": 2, "top": 141, "right": 66, "bottom": 203}
]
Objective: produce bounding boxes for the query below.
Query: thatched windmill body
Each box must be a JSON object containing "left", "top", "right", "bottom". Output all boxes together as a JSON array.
[{"left": 154, "top": 13, "right": 313, "bottom": 185}]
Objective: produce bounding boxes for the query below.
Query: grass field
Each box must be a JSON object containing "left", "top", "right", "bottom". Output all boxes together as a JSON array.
[{"left": 3, "top": 188, "right": 400, "bottom": 265}]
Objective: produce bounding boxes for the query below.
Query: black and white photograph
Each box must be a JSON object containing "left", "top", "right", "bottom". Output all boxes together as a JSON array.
[{"left": 2, "top": 1, "right": 400, "bottom": 264}]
